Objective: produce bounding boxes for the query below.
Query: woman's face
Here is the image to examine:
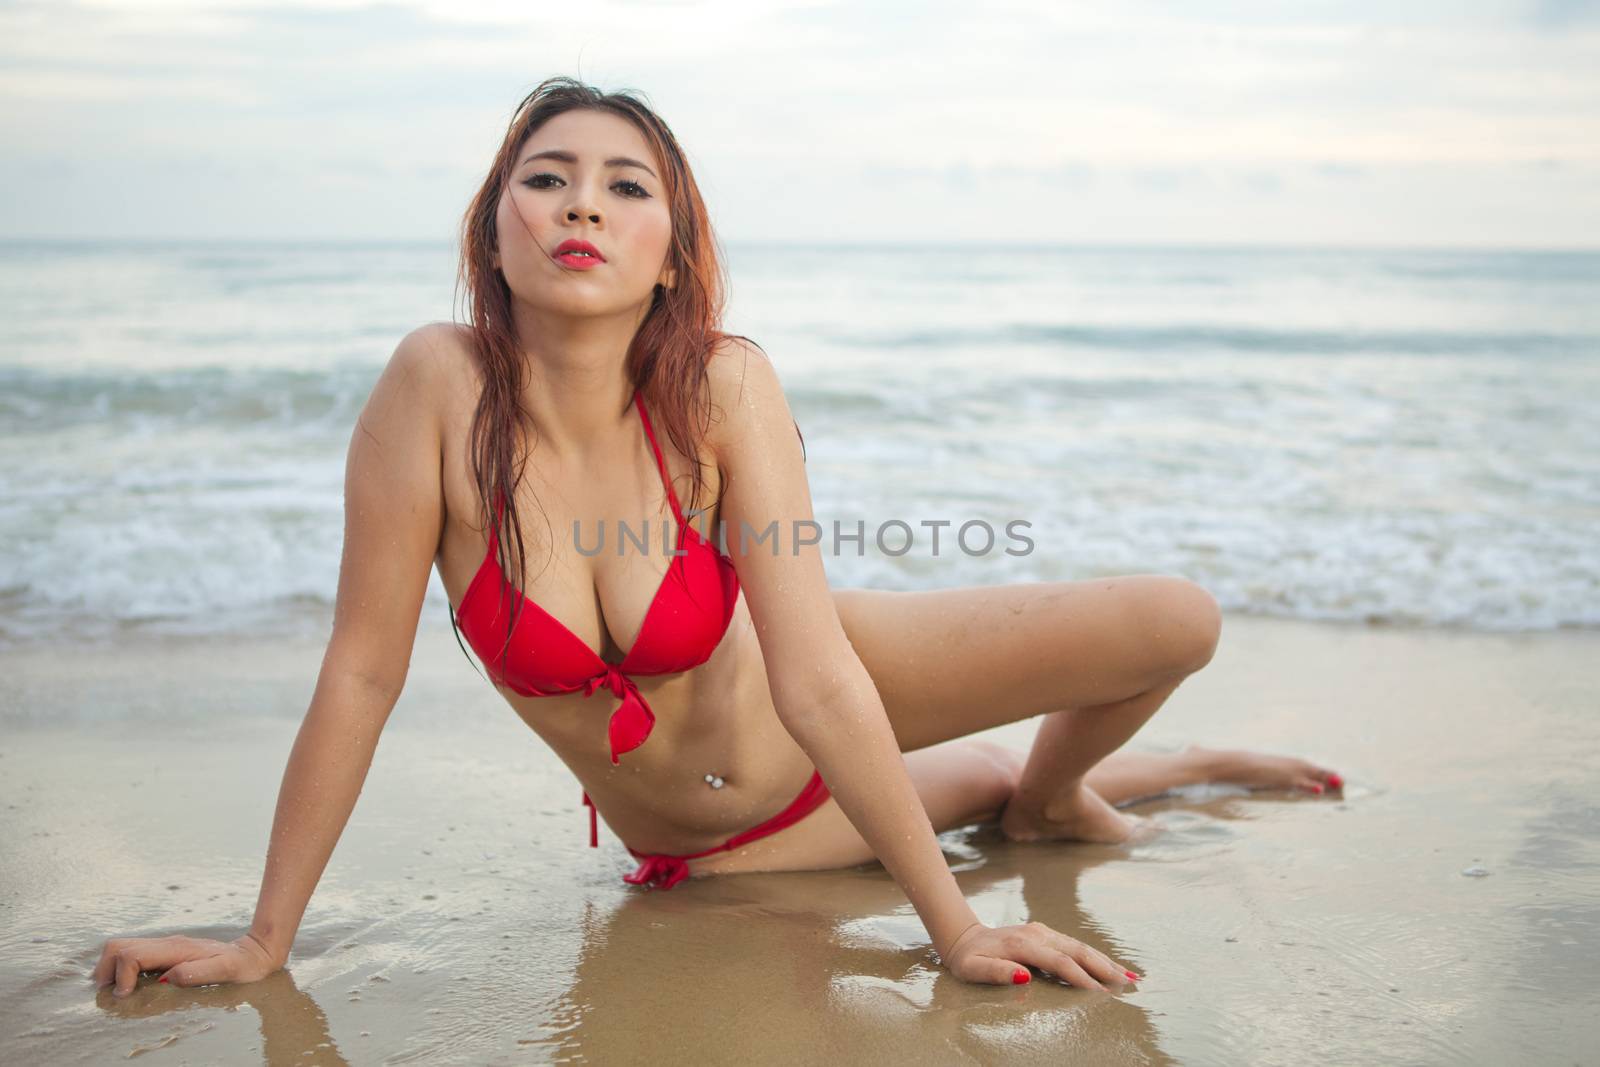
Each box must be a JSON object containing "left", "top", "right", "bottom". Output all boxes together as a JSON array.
[{"left": 495, "top": 108, "right": 675, "bottom": 320}]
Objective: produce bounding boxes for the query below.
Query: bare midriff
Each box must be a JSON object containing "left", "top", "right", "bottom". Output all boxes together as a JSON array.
[{"left": 499, "top": 598, "right": 821, "bottom": 857}]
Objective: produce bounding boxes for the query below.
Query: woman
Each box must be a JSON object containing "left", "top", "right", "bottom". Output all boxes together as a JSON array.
[{"left": 92, "top": 76, "right": 1341, "bottom": 996}]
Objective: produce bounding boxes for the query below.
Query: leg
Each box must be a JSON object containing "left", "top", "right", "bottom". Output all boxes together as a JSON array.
[
  {"left": 697, "top": 739, "right": 1343, "bottom": 878},
  {"left": 834, "top": 576, "right": 1221, "bottom": 842},
  {"left": 953, "top": 743, "right": 1342, "bottom": 812},
  {"left": 1000, "top": 673, "right": 1191, "bottom": 843},
  {"left": 833, "top": 575, "right": 1222, "bottom": 752},
  {"left": 1084, "top": 747, "right": 1212, "bottom": 806}
]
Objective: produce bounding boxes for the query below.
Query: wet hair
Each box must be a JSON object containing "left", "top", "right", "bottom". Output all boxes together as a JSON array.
[{"left": 445, "top": 75, "right": 801, "bottom": 675}]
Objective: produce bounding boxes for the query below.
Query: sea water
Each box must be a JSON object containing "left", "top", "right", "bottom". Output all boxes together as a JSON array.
[{"left": 1, "top": 240, "right": 1595, "bottom": 643}]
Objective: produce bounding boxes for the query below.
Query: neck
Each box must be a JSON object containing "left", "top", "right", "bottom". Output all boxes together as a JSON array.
[{"left": 511, "top": 299, "right": 651, "bottom": 457}]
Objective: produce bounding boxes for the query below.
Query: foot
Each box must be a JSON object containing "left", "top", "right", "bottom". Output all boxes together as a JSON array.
[
  {"left": 1186, "top": 745, "right": 1343, "bottom": 796},
  {"left": 1000, "top": 781, "right": 1160, "bottom": 845}
]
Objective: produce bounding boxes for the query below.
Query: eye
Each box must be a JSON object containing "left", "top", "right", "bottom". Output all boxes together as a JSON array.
[{"left": 519, "top": 172, "right": 652, "bottom": 199}]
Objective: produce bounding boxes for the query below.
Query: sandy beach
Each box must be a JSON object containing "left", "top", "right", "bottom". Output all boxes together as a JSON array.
[{"left": 2, "top": 611, "right": 1597, "bottom": 1064}]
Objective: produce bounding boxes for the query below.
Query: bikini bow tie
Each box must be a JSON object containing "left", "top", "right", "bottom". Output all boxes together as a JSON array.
[
  {"left": 582, "top": 663, "right": 656, "bottom": 764},
  {"left": 623, "top": 853, "right": 691, "bottom": 890}
]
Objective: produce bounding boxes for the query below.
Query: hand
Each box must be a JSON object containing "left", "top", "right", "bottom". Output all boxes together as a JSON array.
[
  {"left": 91, "top": 932, "right": 283, "bottom": 997},
  {"left": 940, "top": 921, "right": 1142, "bottom": 989}
]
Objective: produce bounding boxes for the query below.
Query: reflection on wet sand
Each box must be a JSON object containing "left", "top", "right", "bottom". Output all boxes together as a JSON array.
[
  {"left": 542, "top": 816, "right": 1185, "bottom": 1065},
  {"left": 86, "top": 926, "right": 352, "bottom": 1067}
]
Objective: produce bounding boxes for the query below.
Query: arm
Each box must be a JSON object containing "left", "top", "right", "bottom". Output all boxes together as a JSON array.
[
  {"left": 704, "top": 340, "right": 980, "bottom": 960},
  {"left": 93, "top": 323, "right": 452, "bottom": 995},
  {"left": 247, "top": 324, "right": 449, "bottom": 965},
  {"left": 704, "top": 340, "right": 1140, "bottom": 991}
]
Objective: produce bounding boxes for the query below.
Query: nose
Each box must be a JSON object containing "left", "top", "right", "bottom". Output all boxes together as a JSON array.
[{"left": 560, "top": 175, "right": 601, "bottom": 225}]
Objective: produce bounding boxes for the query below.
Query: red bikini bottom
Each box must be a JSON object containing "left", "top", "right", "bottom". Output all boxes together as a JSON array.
[{"left": 581, "top": 770, "right": 832, "bottom": 890}]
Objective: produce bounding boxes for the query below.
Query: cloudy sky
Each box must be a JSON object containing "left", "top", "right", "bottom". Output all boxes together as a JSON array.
[{"left": 2, "top": 0, "right": 1597, "bottom": 247}]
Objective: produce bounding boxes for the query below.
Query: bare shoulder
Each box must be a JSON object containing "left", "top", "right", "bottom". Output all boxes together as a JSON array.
[
  {"left": 704, "top": 334, "right": 789, "bottom": 458},
  {"left": 383, "top": 321, "right": 481, "bottom": 425},
  {"left": 391, "top": 320, "right": 476, "bottom": 386},
  {"left": 705, "top": 332, "right": 775, "bottom": 400}
]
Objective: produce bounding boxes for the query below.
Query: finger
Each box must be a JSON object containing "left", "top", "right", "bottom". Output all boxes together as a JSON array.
[
  {"left": 1072, "top": 944, "right": 1136, "bottom": 987},
  {"left": 1062, "top": 940, "right": 1126, "bottom": 985},
  {"left": 106, "top": 939, "right": 195, "bottom": 996},
  {"left": 161, "top": 951, "right": 233, "bottom": 989},
  {"left": 1041, "top": 949, "right": 1106, "bottom": 991},
  {"left": 967, "top": 954, "right": 1033, "bottom": 986},
  {"left": 1067, "top": 938, "right": 1133, "bottom": 985},
  {"left": 112, "top": 948, "right": 146, "bottom": 997},
  {"left": 109, "top": 940, "right": 195, "bottom": 979},
  {"left": 1033, "top": 928, "right": 1132, "bottom": 986},
  {"left": 92, "top": 940, "right": 124, "bottom": 987},
  {"left": 160, "top": 953, "right": 238, "bottom": 991},
  {"left": 1013, "top": 930, "right": 1104, "bottom": 991}
]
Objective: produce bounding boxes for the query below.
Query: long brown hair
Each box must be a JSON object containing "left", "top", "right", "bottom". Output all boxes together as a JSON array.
[{"left": 446, "top": 75, "right": 797, "bottom": 672}]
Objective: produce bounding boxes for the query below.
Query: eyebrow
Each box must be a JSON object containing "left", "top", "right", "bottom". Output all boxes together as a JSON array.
[{"left": 518, "top": 149, "right": 658, "bottom": 179}]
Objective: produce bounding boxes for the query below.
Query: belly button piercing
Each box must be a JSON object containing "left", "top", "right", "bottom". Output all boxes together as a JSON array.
[{"left": 703, "top": 773, "right": 725, "bottom": 789}]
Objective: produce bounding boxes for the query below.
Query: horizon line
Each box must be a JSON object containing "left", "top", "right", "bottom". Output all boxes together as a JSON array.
[{"left": 2, "top": 236, "right": 1597, "bottom": 255}]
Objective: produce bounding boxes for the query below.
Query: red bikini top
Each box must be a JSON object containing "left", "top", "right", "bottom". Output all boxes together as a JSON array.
[{"left": 454, "top": 388, "right": 741, "bottom": 765}]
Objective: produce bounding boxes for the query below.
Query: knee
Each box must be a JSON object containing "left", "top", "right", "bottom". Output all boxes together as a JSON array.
[{"left": 1142, "top": 577, "right": 1222, "bottom": 676}]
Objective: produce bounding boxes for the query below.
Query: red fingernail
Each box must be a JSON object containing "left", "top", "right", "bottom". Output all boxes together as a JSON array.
[
  {"left": 1125, "top": 970, "right": 1140, "bottom": 980},
  {"left": 158, "top": 976, "right": 168, "bottom": 983},
  {"left": 1327, "top": 773, "right": 1344, "bottom": 789},
  {"left": 1012, "top": 967, "right": 1030, "bottom": 984}
]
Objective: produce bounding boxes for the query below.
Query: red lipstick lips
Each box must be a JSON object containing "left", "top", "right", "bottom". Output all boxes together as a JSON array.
[{"left": 553, "top": 238, "right": 605, "bottom": 269}]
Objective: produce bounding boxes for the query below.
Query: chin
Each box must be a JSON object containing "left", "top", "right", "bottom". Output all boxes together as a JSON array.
[{"left": 535, "top": 292, "right": 640, "bottom": 318}]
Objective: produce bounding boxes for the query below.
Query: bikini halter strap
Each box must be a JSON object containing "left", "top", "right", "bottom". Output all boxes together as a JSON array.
[{"left": 633, "top": 389, "right": 687, "bottom": 528}]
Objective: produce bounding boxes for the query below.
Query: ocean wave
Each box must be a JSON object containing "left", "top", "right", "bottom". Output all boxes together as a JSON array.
[
  {"left": 0, "top": 364, "right": 378, "bottom": 432},
  {"left": 818, "top": 322, "right": 1598, "bottom": 357}
]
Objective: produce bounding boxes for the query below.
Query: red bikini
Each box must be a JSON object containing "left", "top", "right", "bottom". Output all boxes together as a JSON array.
[{"left": 453, "top": 387, "right": 830, "bottom": 889}]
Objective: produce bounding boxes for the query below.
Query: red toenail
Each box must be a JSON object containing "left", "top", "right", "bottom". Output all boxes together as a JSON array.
[
  {"left": 1311, "top": 784, "right": 1324, "bottom": 794},
  {"left": 1013, "top": 967, "right": 1030, "bottom": 984},
  {"left": 1328, "top": 773, "right": 1343, "bottom": 789}
]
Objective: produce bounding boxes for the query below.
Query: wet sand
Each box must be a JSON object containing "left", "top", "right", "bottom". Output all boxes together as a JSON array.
[{"left": 2, "top": 613, "right": 1597, "bottom": 1064}]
